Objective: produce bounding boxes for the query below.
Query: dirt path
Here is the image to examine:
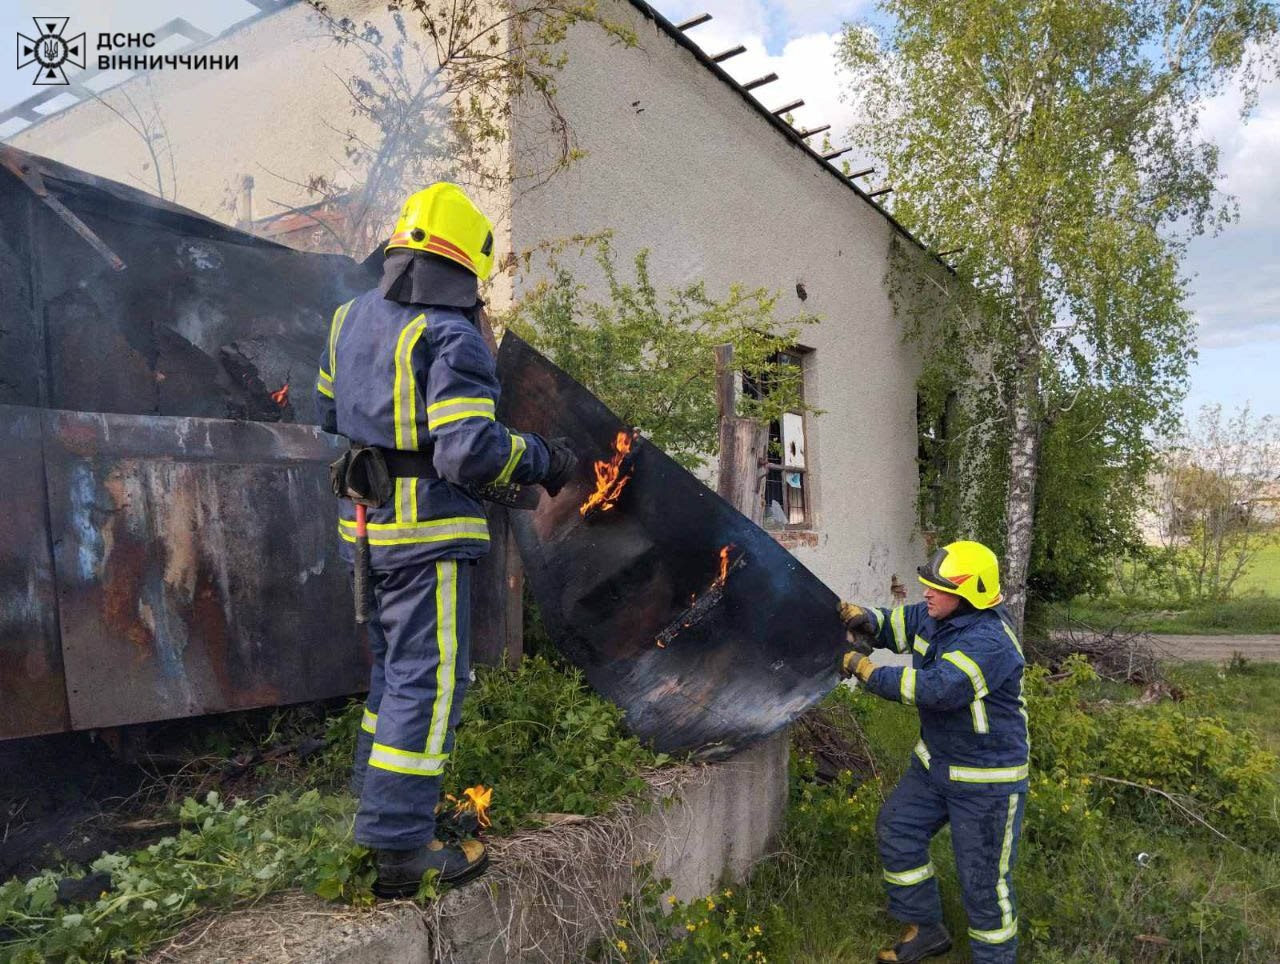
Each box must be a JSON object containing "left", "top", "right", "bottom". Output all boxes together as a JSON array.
[{"left": 1149, "top": 634, "right": 1280, "bottom": 662}]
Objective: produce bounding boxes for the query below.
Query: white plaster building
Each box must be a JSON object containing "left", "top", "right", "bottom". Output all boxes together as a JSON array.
[{"left": 5, "top": 0, "right": 956, "bottom": 605}]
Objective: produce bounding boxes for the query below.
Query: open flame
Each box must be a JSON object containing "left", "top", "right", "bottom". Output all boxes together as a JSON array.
[
  {"left": 452, "top": 783, "right": 493, "bottom": 829},
  {"left": 580, "top": 430, "right": 637, "bottom": 518},
  {"left": 270, "top": 383, "right": 290, "bottom": 407},
  {"left": 655, "top": 544, "right": 737, "bottom": 648},
  {"left": 714, "top": 544, "right": 733, "bottom": 588}
]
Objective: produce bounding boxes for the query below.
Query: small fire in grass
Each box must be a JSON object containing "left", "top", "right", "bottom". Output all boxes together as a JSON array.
[
  {"left": 580, "top": 429, "right": 638, "bottom": 519},
  {"left": 450, "top": 783, "right": 493, "bottom": 829},
  {"left": 656, "top": 544, "right": 741, "bottom": 648}
]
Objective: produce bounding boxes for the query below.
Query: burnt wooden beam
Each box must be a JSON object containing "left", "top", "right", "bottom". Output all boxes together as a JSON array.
[
  {"left": 936, "top": 248, "right": 964, "bottom": 257},
  {"left": 847, "top": 166, "right": 875, "bottom": 180},
  {"left": 867, "top": 185, "right": 894, "bottom": 198},
  {"left": 743, "top": 72, "right": 779, "bottom": 91},
  {"left": 771, "top": 98, "right": 804, "bottom": 116},
  {"left": 711, "top": 45, "right": 747, "bottom": 63},
  {"left": 676, "top": 12, "right": 712, "bottom": 30},
  {"left": 797, "top": 124, "right": 830, "bottom": 139},
  {"left": 822, "top": 146, "right": 852, "bottom": 160}
]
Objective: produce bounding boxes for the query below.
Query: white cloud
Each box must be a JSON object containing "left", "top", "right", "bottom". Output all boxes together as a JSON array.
[{"left": 654, "top": 1, "right": 874, "bottom": 171}]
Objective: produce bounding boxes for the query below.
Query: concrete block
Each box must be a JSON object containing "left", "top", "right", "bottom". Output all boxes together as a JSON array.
[{"left": 161, "top": 731, "right": 789, "bottom": 963}]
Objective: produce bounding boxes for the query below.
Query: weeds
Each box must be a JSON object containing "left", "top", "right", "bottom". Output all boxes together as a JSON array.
[{"left": 0, "top": 657, "right": 665, "bottom": 962}]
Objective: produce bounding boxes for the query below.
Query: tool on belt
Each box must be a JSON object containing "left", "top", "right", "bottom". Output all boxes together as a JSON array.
[{"left": 330, "top": 445, "right": 539, "bottom": 623}]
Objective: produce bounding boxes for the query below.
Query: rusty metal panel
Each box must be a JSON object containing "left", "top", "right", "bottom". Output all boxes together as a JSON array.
[
  {"left": 0, "top": 407, "right": 69, "bottom": 739},
  {"left": 496, "top": 334, "right": 846, "bottom": 758},
  {"left": 41, "top": 409, "right": 368, "bottom": 730}
]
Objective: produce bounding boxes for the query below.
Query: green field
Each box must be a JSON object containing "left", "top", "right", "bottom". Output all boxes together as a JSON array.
[{"left": 1235, "top": 543, "right": 1280, "bottom": 597}]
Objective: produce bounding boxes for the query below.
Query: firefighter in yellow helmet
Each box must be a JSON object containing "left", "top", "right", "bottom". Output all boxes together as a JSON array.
[
  {"left": 315, "top": 184, "right": 576, "bottom": 898},
  {"left": 837, "top": 541, "right": 1028, "bottom": 964}
]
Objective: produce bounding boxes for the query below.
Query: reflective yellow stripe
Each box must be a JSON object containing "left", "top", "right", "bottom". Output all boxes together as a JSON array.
[
  {"left": 368, "top": 742, "right": 447, "bottom": 776},
  {"left": 914, "top": 739, "right": 931, "bottom": 769},
  {"left": 883, "top": 862, "right": 934, "bottom": 887},
  {"left": 942, "top": 650, "right": 989, "bottom": 698},
  {"left": 949, "top": 763, "right": 1029, "bottom": 783},
  {"left": 426, "top": 396, "right": 495, "bottom": 415},
  {"left": 426, "top": 396, "right": 496, "bottom": 431},
  {"left": 971, "top": 697, "right": 990, "bottom": 733},
  {"left": 1001, "top": 620, "right": 1024, "bottom": 657},
  {"left": 969, "top": 920, "right": 1018, "bottom": 944},
  {"left": 494, "top": 433, "right": 527, "bottom": 485},
  {"left": 912, "top": 634, "right": 929, "bottom": 656},
  {"left": 327, "top": 300, "right": 353, "bottom": 376},
  {"left": 891, "top": 606, "right": 906, "bottom": 653},
  {"left": 392, "top": 314, "right": 429, "bottom": 521},
  {"left": 316, "top": 378, "right": 334, "bottom": 399},
  {"left": 361, "top": 707, "right": 377, "bottom": 734},
  {"left": 943, "top": 650, "right": 990, "bottom": 734},
  {"left": 996, "top": 794, "right": 1019, "bottom": 927},
  {"left": 870, "top": 608, "right": 884, "bottom": 633},
  {"left": 338, "top": 516, "right": 489, "bottom": 546},
  {"left": 900, "top": 667, "right": 917, "bottom": 706},
  {"left": 426, "top": 561, "right": 458, "bottom": 757}
]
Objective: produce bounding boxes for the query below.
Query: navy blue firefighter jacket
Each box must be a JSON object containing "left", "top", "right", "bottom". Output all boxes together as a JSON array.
[
  {"left": 314, "top": 291, "right": 550, "bottom": 569},
  {"left": 861, "top": 602, "right": 1030, "bottom": 794}
]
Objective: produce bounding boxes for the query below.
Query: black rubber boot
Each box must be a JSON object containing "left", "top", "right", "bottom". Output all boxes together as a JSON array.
[
  {"left": 373, "top": 839, "right": 489, "bottom": 898},
  {"left": 876, "top": 922, "right": 952, "bottom": 962}
]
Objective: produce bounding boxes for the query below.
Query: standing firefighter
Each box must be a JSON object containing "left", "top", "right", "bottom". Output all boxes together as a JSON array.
[
  {"left": 838, "top": 541, "right": 1028, "bottom": 963},
  {"left": 315, "top": 184, "right": 576, "bottom": 897}
]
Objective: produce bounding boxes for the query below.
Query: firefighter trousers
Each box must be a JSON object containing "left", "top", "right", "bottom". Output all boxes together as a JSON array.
[
  {"left": 876, "top": 760, "right": 1025, "bottom": 963},
  {"left": 350, "top": 559, "right": 471, "bottom": 850}
]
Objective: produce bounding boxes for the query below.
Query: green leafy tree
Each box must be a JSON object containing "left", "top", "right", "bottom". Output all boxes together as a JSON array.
[
  {"left": 1028, "top": 385, "right": 1153, "bottom": 606},
  {"left": 839, "top": 0, "right": 1278, "bottom": 630},
  {"left": 502, "top": 239, "right": 819, "bottom": 470}
]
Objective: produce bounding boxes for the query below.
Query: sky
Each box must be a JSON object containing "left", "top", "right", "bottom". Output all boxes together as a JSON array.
[{"left": 2, "top": 0, "right": 1276, "bottom": 423}]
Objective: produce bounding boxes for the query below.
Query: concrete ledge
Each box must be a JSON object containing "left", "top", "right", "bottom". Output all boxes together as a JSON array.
[{"left": 159, "top": 732, "right": 788, "bottom": 963}]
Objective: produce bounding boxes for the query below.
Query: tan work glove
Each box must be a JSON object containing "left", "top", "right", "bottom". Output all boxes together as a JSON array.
[{"left": 839, "top": 651, "right": 875, "bottom": 683}]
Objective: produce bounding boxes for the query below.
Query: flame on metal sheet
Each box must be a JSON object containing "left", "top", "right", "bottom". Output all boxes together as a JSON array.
[
  {"left": 655, "top": 544, "right": 738, "bottom": 648},
  {"left": 580, "top": 430, "right": 636, "bottom": 518}
]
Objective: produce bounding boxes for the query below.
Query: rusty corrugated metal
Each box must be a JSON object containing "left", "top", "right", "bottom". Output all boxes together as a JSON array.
[
  {"left": 0, "top": 409, "right": 68, "bottom": 740},
  {"left": 0, "top": 146, "right": 382, "bottom": 738},
  {"left": 496, "top": 334, "right": 846, "bottom": 758},
  {"left": 39, "top": 408, "right": 368, "bottom": 729}
]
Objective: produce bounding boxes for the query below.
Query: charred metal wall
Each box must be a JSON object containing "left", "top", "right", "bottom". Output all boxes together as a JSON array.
[{"left": 0, "top": 149, "right": 379, "bottom": 740}]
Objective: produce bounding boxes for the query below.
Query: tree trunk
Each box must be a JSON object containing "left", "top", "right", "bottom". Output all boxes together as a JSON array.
[{"left": 1002, "top": 275, "right": 1044, "bottom": 635}]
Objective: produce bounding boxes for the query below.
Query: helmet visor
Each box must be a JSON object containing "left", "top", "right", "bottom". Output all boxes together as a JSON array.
[{"left": 916, "top": 547, "right": 960, "bottom": 592}]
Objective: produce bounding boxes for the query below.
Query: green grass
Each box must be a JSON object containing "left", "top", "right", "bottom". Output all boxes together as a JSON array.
[
  {"left": 0, "top": 658, "right": 665, "bottom": 962},
  {"left": 724, "top": 665, "right": 1280, "bottom": 963},
  {"left": 1236, "top": 543, "right": 1280, "bottom": 597},
  {"left": 1046, "top": 594, "right": 1280, "bottom": 635}
]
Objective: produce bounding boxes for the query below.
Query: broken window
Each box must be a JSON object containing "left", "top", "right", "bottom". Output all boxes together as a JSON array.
[{"left": 744, "top": 349, "right": 811, "bottom": 528}]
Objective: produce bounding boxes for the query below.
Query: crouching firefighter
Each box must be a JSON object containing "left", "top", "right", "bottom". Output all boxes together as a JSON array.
[
  {"left": 837, "top": 541, "right": 1029, "bottom": 963},
  {"left": 314, "top": 183, "right": 577, "bottom": 898}
]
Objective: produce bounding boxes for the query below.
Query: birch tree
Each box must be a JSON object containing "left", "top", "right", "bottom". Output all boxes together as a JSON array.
[{"left": 840, "top": 0, "right": 1277, "bottom": 631}]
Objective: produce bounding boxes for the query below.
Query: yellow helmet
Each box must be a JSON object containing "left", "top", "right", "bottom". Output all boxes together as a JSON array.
[
  {"left": 385, "top": 183, "right": 495, "bottom": 281},
  {"left": 917, "top": 540, "right": 1003, "bottom": 609}
]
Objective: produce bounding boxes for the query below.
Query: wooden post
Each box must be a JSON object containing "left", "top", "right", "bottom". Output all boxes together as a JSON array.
[
  {"left": 714, "top": 345, "right": 767, "bottom": 524},
  {"left": 471, "top": 307, "right": 524, "bottom": 665}
]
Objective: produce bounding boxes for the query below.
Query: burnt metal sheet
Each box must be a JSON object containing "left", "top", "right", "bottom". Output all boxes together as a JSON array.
[
  {"left": 41, "top": 408, "right": 368, "bottom": 730},
  {"left": 496, "top": 334, "right": 846, "bottom": 758},
  {"left": 1, "top": 145, "right": 375, "bottom": 424},
  {"left": 0, "top": 407, "right": 68, "bottom": 739}
]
